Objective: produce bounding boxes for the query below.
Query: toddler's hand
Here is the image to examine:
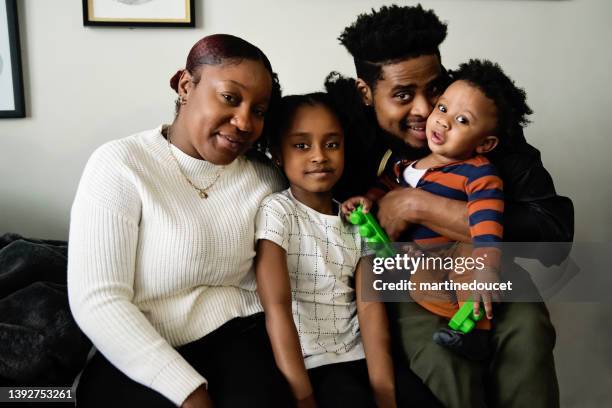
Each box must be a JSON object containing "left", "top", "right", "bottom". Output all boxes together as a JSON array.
[
  {"left": 341, "top": 196, "right": 373, "bottom": 217},
  {"left": 472, "top": 267, "right": 501, "bottom": 320}
]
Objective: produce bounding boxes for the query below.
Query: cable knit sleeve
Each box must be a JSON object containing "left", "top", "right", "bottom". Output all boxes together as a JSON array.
[{"left": 67, "top": 141, "right": 205, "bottom": 406}]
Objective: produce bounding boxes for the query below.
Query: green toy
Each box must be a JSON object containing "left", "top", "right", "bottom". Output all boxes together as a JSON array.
[
  {"left": 348, "top": 205, "right": 395, "bottom": 258},
  {"left": 449, "top": 300, "right": 485, "bottom": 333}
]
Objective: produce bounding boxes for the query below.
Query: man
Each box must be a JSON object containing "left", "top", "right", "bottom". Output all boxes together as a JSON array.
[{"left": 326, "top": 5, "right": 573, "bottom": 408}]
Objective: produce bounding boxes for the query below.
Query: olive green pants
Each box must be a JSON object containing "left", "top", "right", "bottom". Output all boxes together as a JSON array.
[{"left": 388, "top": 267, "right": 559, "bottom": 408}]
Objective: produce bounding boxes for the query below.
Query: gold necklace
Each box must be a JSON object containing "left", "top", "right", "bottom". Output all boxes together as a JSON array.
[{"left": 165, "top": 126, "right": 223, "bottom": 199}]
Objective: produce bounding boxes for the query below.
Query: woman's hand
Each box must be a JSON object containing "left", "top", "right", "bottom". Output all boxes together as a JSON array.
[{"left": 181, "top": 385, "right": 213, "bottom": 408}]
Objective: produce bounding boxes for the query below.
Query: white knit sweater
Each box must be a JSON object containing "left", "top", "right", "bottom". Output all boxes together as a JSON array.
[{"left": 67, "top": 126, "right": 284, "bottom": 406}]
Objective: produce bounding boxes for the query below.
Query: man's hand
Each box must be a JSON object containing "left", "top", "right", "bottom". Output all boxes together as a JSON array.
[
  {"left": 378, "top": 188, "right": 471, "bottom": 243},
  {"left": 181, "top": 385, "right": 214, "bottom": 408},
  {"left": 377, "top": 188, "right": 419, "bottom": 239}
]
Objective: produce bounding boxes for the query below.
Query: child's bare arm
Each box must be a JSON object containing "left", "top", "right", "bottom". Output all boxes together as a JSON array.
[
  {"left": 255, "top": 239, "right": 316, "bottom": 406},
  {"left": 355, "top": 259, "right": 397, "bottom": 408}
]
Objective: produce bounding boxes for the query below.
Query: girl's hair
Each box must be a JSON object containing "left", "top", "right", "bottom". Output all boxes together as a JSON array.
[
  {"left": 170, "top": 33, "right": 282, "bottom": 154},
  {"left": 268, "top": 92, "right": 345, "bottom": 150}
]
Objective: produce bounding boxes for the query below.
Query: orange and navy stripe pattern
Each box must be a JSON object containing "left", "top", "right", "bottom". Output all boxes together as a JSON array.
[{"left": 367, "top": 154, "right": 504, "bottom": 247}]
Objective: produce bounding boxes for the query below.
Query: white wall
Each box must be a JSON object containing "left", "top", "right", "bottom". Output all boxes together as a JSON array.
[{"left": 0, "top": 0, "right": 610, "bottom": 242}]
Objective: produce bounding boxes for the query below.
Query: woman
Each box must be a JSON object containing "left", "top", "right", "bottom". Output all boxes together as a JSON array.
[{"left": 68, "top": 34, "right": 292, "bottom": 407}]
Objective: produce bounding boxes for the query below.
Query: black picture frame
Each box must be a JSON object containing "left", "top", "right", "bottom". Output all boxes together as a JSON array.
[
  {"left": 82, "top": 0, "right": 195, "bottom": 28},
  {"left": 0, "top": 0, "right": 25, "bottom": 118}
]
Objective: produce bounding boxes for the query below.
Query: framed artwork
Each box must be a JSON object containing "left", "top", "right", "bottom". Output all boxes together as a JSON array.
[
  {"left": 0, "top": 0, "right": 25, "bottom": 118},
  {"left": 82, "top": 0, "right": 195, "bottom": 27}
]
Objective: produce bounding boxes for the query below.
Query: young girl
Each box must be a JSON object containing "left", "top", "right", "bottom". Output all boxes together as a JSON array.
[{"left": 254, "top": 93, "right": 396, "bottom": 408}]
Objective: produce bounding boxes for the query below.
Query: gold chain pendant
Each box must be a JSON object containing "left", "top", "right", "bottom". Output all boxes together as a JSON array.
[{"left": 165, "top": 125, "right": 222, "bottom": 200}]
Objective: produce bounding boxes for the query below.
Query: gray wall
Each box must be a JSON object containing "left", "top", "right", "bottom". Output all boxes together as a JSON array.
[
  {"left": 1, "top": 0, "right": 610, "bottom": 242},
  {"left": 1, "top": 0, "right": 610, "bottom": 406}
]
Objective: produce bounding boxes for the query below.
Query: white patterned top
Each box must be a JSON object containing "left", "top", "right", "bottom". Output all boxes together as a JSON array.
[{"left": 255, "top": 189, "right": 365, "bottom": 369}]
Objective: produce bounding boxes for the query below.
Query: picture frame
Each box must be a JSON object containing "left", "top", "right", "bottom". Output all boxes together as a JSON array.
[
  {"left": 82, "top": 0, "right": 195, "bottom": 27},
  {"left": 0, "top": 0, "right": 25, "bottom": 118}
]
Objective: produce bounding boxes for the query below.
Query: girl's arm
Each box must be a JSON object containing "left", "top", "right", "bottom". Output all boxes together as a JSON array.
[
  {"left": 255, "top": 239, "right": 316, "bottom": 407},
  {"left": 355, "top": 258, "right": 397, "bottom": 408}
]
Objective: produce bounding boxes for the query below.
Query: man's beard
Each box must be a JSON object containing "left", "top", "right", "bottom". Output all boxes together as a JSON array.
[{"left": 380, "top": 126, "right": 430, "bottom": 160}]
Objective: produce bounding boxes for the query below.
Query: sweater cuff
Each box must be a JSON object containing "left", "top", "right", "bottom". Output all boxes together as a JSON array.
[{"left": 150, "top": 356, "right": 207, "bottom": 406}]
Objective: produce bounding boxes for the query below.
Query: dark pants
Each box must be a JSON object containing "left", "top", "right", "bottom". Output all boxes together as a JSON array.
[
  {"left": 308, "top": 360, "right": 376, "bottom": 408},
  {"left": 388, "top": 300, "right": 559, "bottom": 408},
  {"left": 308, "top": 358, "right": 442, "bottom": 408},
  {"left": 76, "top": 313, "right": 293, "bottom": 407}
]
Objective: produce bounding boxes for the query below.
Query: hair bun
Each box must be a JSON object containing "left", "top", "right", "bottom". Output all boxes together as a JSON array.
[{"left": 170, "top": 69, "right": 184, "bottom": 93}]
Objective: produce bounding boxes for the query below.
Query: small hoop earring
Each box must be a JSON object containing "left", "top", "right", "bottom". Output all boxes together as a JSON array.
[{"left": 177, "top": 95, "right": 187, "bottom": 105}]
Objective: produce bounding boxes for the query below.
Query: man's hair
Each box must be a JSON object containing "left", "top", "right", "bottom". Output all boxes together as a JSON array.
[
  {"left": 339, "top": 4, "right": 447, "bottom": 88},
  {"left": 451, "top": 59, "right": 533, "bottom": 147}
]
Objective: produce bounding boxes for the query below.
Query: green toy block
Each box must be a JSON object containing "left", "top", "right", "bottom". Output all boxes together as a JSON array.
[
  {"left": 348, "top": 205, "right": 395, "bottom": 258},
  {"left": 449, "top": 300, "right": 484, "bottom": 334}
]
